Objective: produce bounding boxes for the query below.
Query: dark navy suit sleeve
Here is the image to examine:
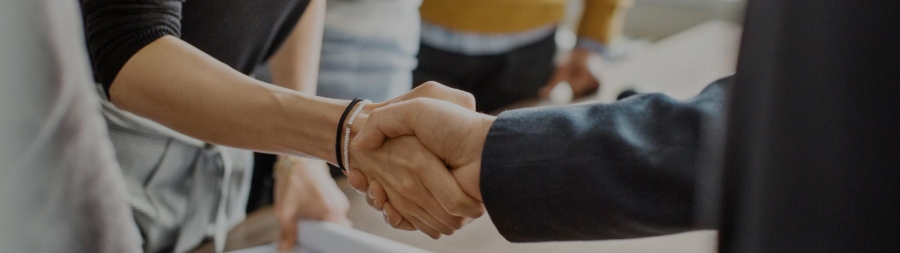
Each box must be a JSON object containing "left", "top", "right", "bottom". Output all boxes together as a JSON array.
[{"left": 480, "top": 77, "right": 732, "bottom": 242}]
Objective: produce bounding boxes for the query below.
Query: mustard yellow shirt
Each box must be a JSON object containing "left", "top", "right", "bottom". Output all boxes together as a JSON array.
[{"left": 420, "top": 0, "right": 634, "bottom": 45}]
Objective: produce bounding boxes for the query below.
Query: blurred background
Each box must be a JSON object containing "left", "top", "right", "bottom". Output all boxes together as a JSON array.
[{"left": 1, "top": 0, "right": 750, "bottom": 252}]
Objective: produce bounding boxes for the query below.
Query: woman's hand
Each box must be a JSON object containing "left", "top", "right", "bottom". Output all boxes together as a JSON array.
[{"left": 274, "top": 156, "right": 351, "bottom": 251}]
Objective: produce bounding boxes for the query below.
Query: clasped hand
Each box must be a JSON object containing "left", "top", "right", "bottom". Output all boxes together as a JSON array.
[{"left": 344, "top": 82, "right": 495, "bottom": 238}]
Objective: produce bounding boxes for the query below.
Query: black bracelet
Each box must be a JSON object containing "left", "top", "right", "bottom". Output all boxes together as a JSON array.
[{"left": 336, "top": 98, "right": 363, "bottom": 171}]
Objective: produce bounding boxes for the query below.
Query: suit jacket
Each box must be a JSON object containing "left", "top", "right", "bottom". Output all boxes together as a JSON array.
[
  {"left": 479, "top": 1, "right": 900, "bottom": 252},
  {"left": 480, "top": 77, "right": 732, "bottom": 242}
]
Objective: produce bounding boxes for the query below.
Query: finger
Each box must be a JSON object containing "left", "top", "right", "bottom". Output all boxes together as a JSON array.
[
  {"left": 368, "top": 180, "right": 387, "bottom": 210},
  {"left": 276, "top": 211, "right": 298, "bottom": 251},
  {"left": 368, "top": 136, "right": 469, "bottom": 231},
  {"left": 390, "top": 192, "right": 456, "bottom": 235},
  {"left": 382, "top": 201, "right": 420, "bottom": 231},
  {"left": 540, "top": 66, "right": 570, "bottom": 98},
  {"left": 570, "top": 70, "right": 600, "bottom": 97},
  {"left": 416, "top": 81, "right": 477, "bottom": 111},
  {"left": 378, "top": 176, "right": 455, "bottom": 235},
  {"left": 405, "top": 214, "right": 442, "bottom": 239},
  {"left": 396, "top": 219, "right": 416, "bottom": 231},
  {"left": 384, "top": 201, "right": 417, "bottom": 231},
  {"left": 365, "top": 192, "right": 377, "bottom": 209},
  {"left": 347, "top": 170, "right": 369, "bottom": 194},
  {"left": 407, "top": 184, "right": 469, "bottom": 231},
  {"left": 387, "top": 184, "right": 456, "bottom": 235},
  {"left": 381, "top": 81, "right": 477, "bottom": 111},
  {"left": 382, "top": 201, "right": 405, "bottom": 228},
  {"left": 414, "top": 152, "right": 484, "bottom": 219}
]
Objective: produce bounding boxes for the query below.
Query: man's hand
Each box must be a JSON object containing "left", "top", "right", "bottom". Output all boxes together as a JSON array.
[
  {"left": 348, "top": 135, "right": 483, "bottom": 238},
  {"left": 350, "top": 98, "right": 496, "bottom": 231},
  {"left": 274, "top": 156, "right": 351, "bottom": 251},
  {"left": 540, "top": 48, "right": 603, "bottom": 99}
]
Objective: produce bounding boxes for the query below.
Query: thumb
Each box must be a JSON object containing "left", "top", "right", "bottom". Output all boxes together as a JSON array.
[
  {"left": 346, "top": 169, "right": 370, "bottom": 194},
  {"left": 351, "top": 101, "right": 419, "bottom": 151},
  {"left": 278, "top": 218, "right": 298, "bottom": 251}
]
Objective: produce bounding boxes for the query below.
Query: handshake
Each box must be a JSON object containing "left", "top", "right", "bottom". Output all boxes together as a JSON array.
[{"left": 345, "top": 82, "right": 495, "bottom": 239}]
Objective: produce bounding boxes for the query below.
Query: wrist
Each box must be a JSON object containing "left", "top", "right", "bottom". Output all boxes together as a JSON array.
[
  {"left": 275, "top": 92, "right": 349, "bottom": 164},
  {"left": 471, "top": 115, "right": 496, "bottom": 171},
  {"left": 341, "top": 99, "right": 370, "bottom": 171},
  {"left": 574, "top": 38, "right": 608, "bottom": 57}
]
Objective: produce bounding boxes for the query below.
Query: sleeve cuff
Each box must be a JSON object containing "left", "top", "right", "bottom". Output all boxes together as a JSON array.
[{"left": 575, "top": 38, "right": 610, "bottom": 57}]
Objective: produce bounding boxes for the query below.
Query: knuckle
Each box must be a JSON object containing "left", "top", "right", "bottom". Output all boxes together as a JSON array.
[
  {"left": 368, "top": 108, "right": 384, "bottom": 121},
  {"left": 398, "top": 178, "right": 419, "bottom": 194},
  {"left": 459, "top": 92, "right": 476, "bottom": 108},
  {"left": 407, "top": 98, "right": 429, "bottom": 108},
  {"left": 447, "top": 217, "right": 465, "bottom": 230},
  {"left": 421, "top": 81, "right": 440, "bottom": 90},
  {"left": 407, "top": 163, "right": 424, "bottom": 173},
  {"left": 473, "top": 205, "right": 486, "bottom": 218},
  {"left": 444, "top": 199, "right": 466, "bottom": 216}
]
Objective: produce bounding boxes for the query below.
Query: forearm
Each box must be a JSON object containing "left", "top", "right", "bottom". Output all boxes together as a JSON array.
[
  {"left": 111, "top": 35, "right": 345, "bottom": 163},
  {"left": 268, "top": 0, "right": 325, "bottom": 93},
  {"left": 578, "top": 0, "right": 633, "bottom": 45}
]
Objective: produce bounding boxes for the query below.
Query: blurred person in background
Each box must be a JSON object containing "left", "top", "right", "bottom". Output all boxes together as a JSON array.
[
  {"left": 414, "top": 0, "right": 633, "bottom": 112},
  {"left": 1, "top": 0, "right": 141, "bottom": 252},
  {"left": 315, "top": 0, "right": 422, "bottom": 102}
]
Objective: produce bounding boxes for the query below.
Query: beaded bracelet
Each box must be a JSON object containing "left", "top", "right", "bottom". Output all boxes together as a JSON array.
[
  {"left": 343, "top": 99, "right": 370, "bottom": 171},
  {"left": 335, "top": 98, "right": 363, "bottom": 171}
]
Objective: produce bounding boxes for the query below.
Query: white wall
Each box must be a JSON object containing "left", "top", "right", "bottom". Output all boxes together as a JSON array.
[{"left": 623, "top": 0, "right": 745, "bottom": 40}]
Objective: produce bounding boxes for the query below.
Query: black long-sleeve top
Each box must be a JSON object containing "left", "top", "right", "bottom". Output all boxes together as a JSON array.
[{"left": 80, "top": 0, "right": 311, "bottom": 98}]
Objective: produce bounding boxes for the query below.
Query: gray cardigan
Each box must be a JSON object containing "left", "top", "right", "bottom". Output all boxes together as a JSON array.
[{"left": 0, "top": 0, "right": 142, "bottom": 252}]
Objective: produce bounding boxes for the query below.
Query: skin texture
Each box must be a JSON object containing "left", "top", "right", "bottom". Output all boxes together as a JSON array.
[
  {"left": 262, "top": 1, "right": 354, "bottom": 250},
  {"left": 344, "top": 83, "right": 487, "bottom": 239},
  {"left": 540, "top": 48, "right": 603, "bottom": 98},
  {"left": 111, "top": 34, "right": 350, "bottom": 163},
  {"left": 106, "top": 0, "right": 481, "bottom": 244},
  {"left": 274, "top": 157, "right": 351, "bottom": 250},
  {"left": 349, "top": 97, "right": 497, "bottom": 234}
]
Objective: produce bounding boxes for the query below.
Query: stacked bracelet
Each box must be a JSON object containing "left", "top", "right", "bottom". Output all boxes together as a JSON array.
[
  {"left": 344, "top": 99, "right": 370, "bottom": 171},
  {"left": 335, "top": 98, "right": 363, "bottom": 171}
]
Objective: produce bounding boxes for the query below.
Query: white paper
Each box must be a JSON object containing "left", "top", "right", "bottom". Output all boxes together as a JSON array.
[{"left": 228, "top": 221, "right": 431, "bottom": 253}]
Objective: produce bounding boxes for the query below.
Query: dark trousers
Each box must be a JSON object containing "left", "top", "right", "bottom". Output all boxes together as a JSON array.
[{"left": 413, "top": 33, "right": 557, "bottom": 112}]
